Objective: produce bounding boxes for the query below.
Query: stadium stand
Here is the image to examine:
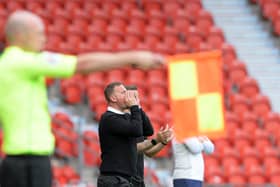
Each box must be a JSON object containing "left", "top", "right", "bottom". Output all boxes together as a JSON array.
[{"left": 0, "top": 0, "right": 280, "bottom": 186}]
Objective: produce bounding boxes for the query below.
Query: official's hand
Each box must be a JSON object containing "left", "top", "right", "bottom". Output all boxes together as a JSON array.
[{"left": 133, "top": 52, "right": 166, "bottom": 70}]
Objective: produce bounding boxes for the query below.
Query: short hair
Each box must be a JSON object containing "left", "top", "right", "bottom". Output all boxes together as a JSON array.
[
  {"left": 125, "top": 85, "right": 138, "bottom": 91},
  {"left": 104, "top": 82, "right": 123, "bottom": 102}
]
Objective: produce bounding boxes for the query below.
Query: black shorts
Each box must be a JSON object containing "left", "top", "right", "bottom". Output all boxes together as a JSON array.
[{"left": 0, "top": 155, "right": 52, "bottom": 187}]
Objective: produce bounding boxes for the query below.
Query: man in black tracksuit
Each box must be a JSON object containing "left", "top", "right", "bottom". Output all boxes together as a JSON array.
[{"left": 126, "top": 86, "right": 173, "bottom": 187}]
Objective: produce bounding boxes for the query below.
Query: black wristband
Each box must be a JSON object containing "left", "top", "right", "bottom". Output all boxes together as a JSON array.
[
  {"left": 151, "top": 139, "right": 157, "bottom": 145},
  {"left": 161, "top": 142, "right": 167, "bottom": 146}
]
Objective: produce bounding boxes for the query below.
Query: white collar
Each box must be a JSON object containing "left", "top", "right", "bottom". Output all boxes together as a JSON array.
[{"left": 107, "top": 106, "right": 125, "bottom": 115}]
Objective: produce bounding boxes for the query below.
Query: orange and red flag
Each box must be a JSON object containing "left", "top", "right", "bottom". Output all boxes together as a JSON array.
[{"left": 167, "top": 51, "right": 225, "bottom": 142}]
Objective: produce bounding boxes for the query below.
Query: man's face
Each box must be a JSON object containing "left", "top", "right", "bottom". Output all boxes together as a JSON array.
[{"left": 111, "top": 84, "right": 127, "bottom": 110}]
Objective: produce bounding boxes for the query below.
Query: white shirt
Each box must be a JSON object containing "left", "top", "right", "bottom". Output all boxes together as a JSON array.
[
  {"left": 107, "top": 106, "right": 125, "bottom": 114},
  {"left": 172, "top": 137, "right": 214, "bottom": 181}
]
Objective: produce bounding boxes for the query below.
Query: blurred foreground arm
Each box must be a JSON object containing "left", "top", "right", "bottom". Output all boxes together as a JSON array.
[{"left": 75, "top": 51, "right": 165, "bottom": 74}]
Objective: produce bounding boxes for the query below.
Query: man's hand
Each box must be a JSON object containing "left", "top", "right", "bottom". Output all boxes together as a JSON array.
[
  {"left": 197, "top": 136, "right": 209, "bottom": 143},
  {"left": 155, "top": 124, "right": 174, "bottom": 145},
  {"left": 128, "top": 90, "right": 140, "bottom": 105},
  {"left": 133, "top": 52, "right": 166, "bottom": 70},
  {"left": 125, "top": 90, "right": 138, "bottom": 107}
]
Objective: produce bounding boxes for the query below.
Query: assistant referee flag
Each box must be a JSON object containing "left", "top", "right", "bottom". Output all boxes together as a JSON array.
[{"left": 168, "top": 51, "right": 225, "bottom": 142}]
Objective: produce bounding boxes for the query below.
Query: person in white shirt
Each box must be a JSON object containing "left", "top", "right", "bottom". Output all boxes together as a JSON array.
[{"left": 172, "top": 136, "right": 214, "bottom": 187}]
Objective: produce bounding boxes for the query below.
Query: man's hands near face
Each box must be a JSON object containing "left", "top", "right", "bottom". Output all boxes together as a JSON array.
[{"left": 125, "top": 90, "right": 139, "bottom": 107}]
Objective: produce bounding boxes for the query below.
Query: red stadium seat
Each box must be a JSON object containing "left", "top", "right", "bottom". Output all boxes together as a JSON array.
[
  {"left": 64, "top": 1, "right": 81, "bottom": 14},
  {"left": 184, "top": 0, "right": 202, "bottom": 24},
  {"left": 106, "top": 25, "right": 125, "bottom": 47},
  {"left": 173, "top": 16, "right": 191, "bottom": 35},
  {"left": 228, "top": 61, "right": 248, "bottom": 86},
  {"left": 185, "top": 26, "right": 203, "bottom": 52},
  {"left": 102, "top": 1, "right": 119, "bottom": 14},
  {"left": 205, "top": 165, "right": 224, "bottom": 180},
  {"left": 59, "top": 42, "right": 76, "bottom": 54},
  {"left": 88, "top": 93, "right": 105, "bottom": 112},
  {"left": 84, "top": 142, "right": 101, "bottom": 166},
  {"left": 272, "top": 12, "right": 280, "bottom": 35},
  {"left": 213, "top": 137, "right": 232, "bottom": 154},
  {"left": 207, "top": 26, "right": 225, "bottom": 49},
  {"left": 162, "top": 1, "right": 182, "bottom": 19},
  {"left": 224, "top": 164, "right": 243, "bottom": 179},
  {"left": 222, "top": 156, "right": 240, "bottom": 176},
  {"left": 262, "top": 147, "right": 279, "bottom": 162},
  {"left": 83, "top": 130, "right": 99, "bottom": 144},
  {"left": 125, "top": 25, "right": 143, "bottom": 47},
  {"left": 263, "top": 112, "right": 280, "bottom": 133},
  {"left": 129, "top": 9, "right": 147, "bottom": 29},
  {"left": 254, "top": 137, "right": 272, "bottom": 155},
  {"left": 147, "top": 10, "right": 166, "bottom": 29},
  {"left": 26, "top": 1, "right": 44, "bottom": 12},
  {"left": 240, "top": 112, "right": 258, "bottom": 134},
  {"left": 231, "top": 129, "right": 251, "bottom": 149},
  {"left": 240, "top": 77, "right": 260, "bottom": 98},
  {"left": 204, "top": 155, "right": 220, "bottom": 167},
  {"left": 251, "top": 94, "right": 271, "bottom": 119},
  {"left": 196, "top": 10, "right": 214, "bottom": 39},
  {"left": 241, "top": 147, "right": 260, "bottom": 172},
  {"left": 262, "top": 1, "right": 279, "bottom": 20},
  {"left": 229, "top": 94, "right": 250, "bottom": 117},
  {"left": 222, "top": 43, "right": 237, "bottom": 66},
  {"left": 126, "top": 69, "right": 146, "bottom": 88},
  {"left": 60, "top": 76, "right": 84, "bottom": 104},
  {"left": 86, "top": 72, "right": 105, "bottom": 89},
  {"left": 6, "top": 1, "right": 24, "bottom": 12},
  {"left": 225, "top": 112, "right": 241, "bottom": 134},
  {"left": 93, "top": 103, "right": 107, "bottom": 121},
  {"left": 145, "top": 25, "right": 162, "bottom": 44},
  {"left": 270, "top": 175, "right": 280, "bottom": 187},
  {"left": 265, "top": 164, "right": 280, "bottom": 178},
  {"left": 110, "top": 9, "right": 128, "bottom": 28},
  {"left": 146, "top": 69, "right": 167, "bottom": 87},
  {"left": 163, "top": 26, "right": 179, "bottom": 48},
  {"left": 72, "top": 9, "right": 91, "bottom": 23},
  {"left": 105, "top": 70, "right": 126, "bottom": 83},
  {"left": 66, "top": 34, "right": 83, "bottom": 46},
  {"left": 174, "top": 42, "right": 189, "bottom": 54},
  {"left": 142, "top": 0, "right": 161, "bottom": 12}
]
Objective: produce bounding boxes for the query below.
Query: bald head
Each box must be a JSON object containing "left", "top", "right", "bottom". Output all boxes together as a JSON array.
[{"left": 5, "top": 11, "right": 46, "bottom": 51}]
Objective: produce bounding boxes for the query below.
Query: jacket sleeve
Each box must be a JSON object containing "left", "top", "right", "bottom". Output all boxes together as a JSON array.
[
  {"left": 140, "top": 109, "right": 154, "bottom": 137},
  {"left": 202, "top": 139, "right": 215, "bottom": 154},
  {"left": 184, "top": 137, "right": 204, "bottom": 154}
]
